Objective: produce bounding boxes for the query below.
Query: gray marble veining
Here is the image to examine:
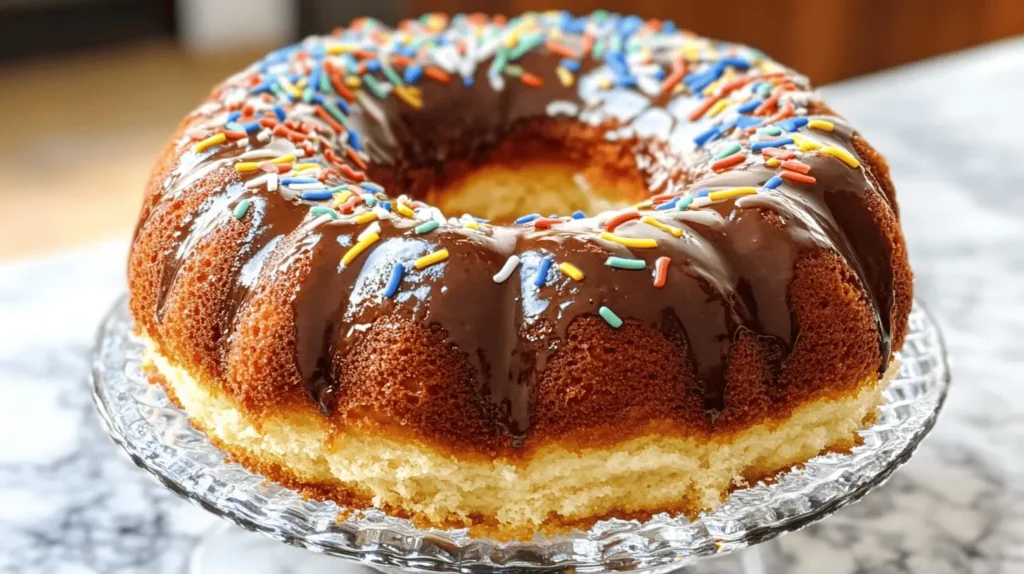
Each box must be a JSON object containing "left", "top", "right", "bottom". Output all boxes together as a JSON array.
[{"left": 2, "top": 37, "right": 1023, "bottom": 573}]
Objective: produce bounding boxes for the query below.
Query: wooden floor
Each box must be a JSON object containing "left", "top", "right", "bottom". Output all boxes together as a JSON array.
[{"left": 0, "top": 42, "right": 267, "bottom": 259}]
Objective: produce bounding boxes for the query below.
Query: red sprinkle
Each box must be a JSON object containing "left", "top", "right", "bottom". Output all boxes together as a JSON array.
[
  {"left": 338, "top": 194, "right": 361, "bottom": 214},
  {"left": 545, "top": 40, "right": 579, "bottom": 59},
  {"left": 688, "top": 95, "right": 721, "bottom": 122},
  {"left": 520, "top": 72, "right": 544, "bottom": 88},
  {"left": 781, "top": 170, "right": 816, "bottom": 184},
  {"left": 259, "top": 117, "right": 279, "bottom": 128},
  {"left": 763, "top": 100, "right": 795, "bottom": 125},
  {"left": 222, "top": 130, "right": 247, "bottom": 140},
  {"left": 424, "top": 66, "right": 451, "bottom": 83},
  {"left": 347, "top": 148, "right": 368, "bottom": 170},
  {"left": 338, "top": 163, "right": 366, "bottom": 182},
  {"left": 653, "top": 256, "right": 670, "bottom": 288},
  {"left": 717, "top": 76, "right": 753, "bottom": 96},
  {"left": 533, "top": 218, "right": 561, "bottom": 230},
  {"left": 763, "top": 148, "right": 797, "bottom": 160},
  {"left": 604, "top": 210, "right": 641, "bottom": 231},
  {"left": 754, "top": 94, "right": 780, "bottom": 116},
  {"left": 711, "top": 152, "right": 745, "bottom": 172},
  {"left": 315, "top": 107, "right": 343, "bottom": 132},
  {"left": 781, "top": 160, "right": 811, "bottom": 174},
  {"left": 660, "top": 60, "right": 687, "bottom": 96}
]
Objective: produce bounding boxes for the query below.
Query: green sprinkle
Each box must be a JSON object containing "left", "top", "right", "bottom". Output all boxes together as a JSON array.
[
  {"left": 322, "top": 101, "right": 349, "bottom": 128},
  {"left": 609, "top": 34, "right": 623, "bottom": 54},
  {"left": 677, "top": 196, "right": 695, "bottom": 210},
  {"left": 362, "top": 74, "right": 388, "bottom": 99},
  {"left": 714, "top": 143, "right": 742, "bottom": 159},
  {"left": 605, "top": 256, "right": 647, "bottom": 270},
  {"left": 504, "top": 64, "right": 523, "bottom": 77},
  {"left": 363, "top": 195, "right": 376, "bottom": 207},
  {"left": 301, "top": 86, "right": 314, "bottom": 104},
  {"left": 310, "top": 206, "right": 339, "bottom": 220},
  {"left": 508, "top": 32, "right": 545, "bottom": 60},
  {"left": 599, "top": 306, "right": 623, "bottom": 328},
  {"left": 592, "top": 9, "right": 609, "bottom": 22},
  {"left": 758, "top": 83, "right": 773, "bottom": 97},
  {"left": 270, "top": 83, "right": 288, "bottom": 101},
  {"left": 757, "top": 126, "right": 783, "bottom": 136},
  {"left": 318, "top": 66, "right": 332, "bottom": 93},
  {"left": 232, "top": 199, "right": 251, "bottom": 220},
  {"left": 414, "top": 220, "right": 440, "bottom": 234},
  {"left": 592, "top": 38, "right": 606, "bottom": 60},
  {"left": 380, "top": 59, "right": 403, "bottom": 87},
  {"left": 489, "top": 48, "right": 508, "bottom": 77}
]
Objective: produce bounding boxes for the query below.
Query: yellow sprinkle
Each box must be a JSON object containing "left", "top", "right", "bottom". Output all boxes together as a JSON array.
[
  {"left": 234, "top": 162, "right": 259, "bottom": 172},
  {"left": 641, "top": 216, "right": 683, "bottom": 237},
  {"left": 808, "top": 119, "right": 835, "bottom": 132},
  {"left": 341, "top": 232, "right": 379, "bottom": 266},
  {"left": 345, "top": 76, "right": 362, "bottom": 88},
  {"left": 633, "top": 199, "right": 654, "bottom": 209},
  {"left": 558, "top": 262, "right": 584, "bottom": 281},
  {"left": 331, "top": 190, "right": 354, "bottom": 209},
  {"left": 600, "top": 231, "right": 658, "bottom": 249},
  {"left": 598, "top": 76, "right": 613, "bottom": 90},
  {"left": 277, "top": 76, "right": 302, "bottom": 99},
  {"left": 414, "top": 249, "right": 449, "bottom": 269},
  {"left": 193, "top": 133, "right": 226, "bottom": 153},
  {"left": 821, "top": 145, "right": 861, "bottom": 168},
  {"left": 708, "top": 99, "right": 730, "bottom": 118},
  {"left": 354, "top": 212, "right": 377, "bottom": 224},
  {"left": 556, "top": 67, "right": 575, "bottom": 87},
  {"left": 292, "top": 163, "right": 321, "bottom": 170},
  {"left": 295, "top": 77, "right": 308, "bottom": 89},
  {"left": 326, "top": 43, "right": 359, "bottom": 54},
  {"left": 396, "top": 202, "right": 415, "bottom": 218},
  {"left": 271, "top": 154, "right": 296, "bottom": 164},
  {"left": 765, "top": 158, "right": 781, "bottom": 167},
  {"left": 791, "top": 134, "right": 821, "bottom": 151},
  {"left": 464, "top": 221, "right": 480, "bottom": 230},
  {"left": 708, "top": 187, "right": 758, "bottom": 201},
  {"left": 394, "top": 86, "right": 423, "bottom": 110},
  {"left": 504, "top": 26, "right": 523, "bottom": 48}
]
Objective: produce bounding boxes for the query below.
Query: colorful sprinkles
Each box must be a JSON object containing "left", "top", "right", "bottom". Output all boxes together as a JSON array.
[{"left": 176, "top": 9, "right": 870, "bottom": 336}]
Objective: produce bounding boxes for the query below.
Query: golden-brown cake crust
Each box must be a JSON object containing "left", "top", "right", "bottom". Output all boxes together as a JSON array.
[{"left": 127, "top": 11, "right": 912, "bottom": 535}]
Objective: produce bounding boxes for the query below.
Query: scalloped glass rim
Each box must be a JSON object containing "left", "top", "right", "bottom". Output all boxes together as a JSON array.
[{"left": 91, "top": 297, "right": 949, "bottom": 572}]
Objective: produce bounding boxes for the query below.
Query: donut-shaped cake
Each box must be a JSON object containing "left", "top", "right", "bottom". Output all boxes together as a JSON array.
[{"left": 130, "top": 10, "right": 912, "bottom": 538}]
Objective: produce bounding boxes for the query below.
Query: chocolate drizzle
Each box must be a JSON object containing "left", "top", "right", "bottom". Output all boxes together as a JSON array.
[{"left": 138, "top": 21, "right": 900, "bottom": 443}]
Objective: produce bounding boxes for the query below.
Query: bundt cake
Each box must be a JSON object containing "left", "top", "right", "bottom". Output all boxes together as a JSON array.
[{"left": 129, "top": 10, "right": 912, "bottom": 539}]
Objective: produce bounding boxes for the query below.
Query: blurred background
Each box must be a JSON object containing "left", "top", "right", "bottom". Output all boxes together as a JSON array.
[{"left": 1, "top": 0, "right": 1022, "bottom": 259}]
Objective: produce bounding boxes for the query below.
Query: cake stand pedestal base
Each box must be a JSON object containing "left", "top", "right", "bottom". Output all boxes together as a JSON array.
[{"left": 188, "top": 523, "right": 778, "bottom": 574}]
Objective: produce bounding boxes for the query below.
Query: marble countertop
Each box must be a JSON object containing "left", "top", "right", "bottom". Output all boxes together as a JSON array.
[{"left": 2, "top": 38, "right": 1023, "bottom": 573}]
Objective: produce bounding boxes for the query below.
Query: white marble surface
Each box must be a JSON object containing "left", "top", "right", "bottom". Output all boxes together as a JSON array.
[{"left": 2, "top": 38, "right": 1023, "bottom": 573}]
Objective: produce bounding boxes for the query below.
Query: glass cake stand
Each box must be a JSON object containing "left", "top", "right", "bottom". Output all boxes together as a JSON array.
[{"left": 91, "top": 297, "right": 950, "bottom": 573}]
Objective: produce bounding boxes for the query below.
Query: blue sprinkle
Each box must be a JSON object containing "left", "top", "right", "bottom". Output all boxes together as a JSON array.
[
  {"left": 474, "top": 216, "right": 489, "bottom": 223},
  {"left": 736, "top": 99, "right": 763, "bottom": 114},
  {"left": 301, "top": 191, "right": 334, "bottom": 201},
  {"left": 404, "top": 64, "right": 423, "bottom": 84},
  {"left": 384, "top": 264, "right": 404, "bottom": 298},
  {"left": 617, "top": 14, "right": 644, "bottom": 36},
  {"left": 380, "top": 200, "right": 392, "bottom": 212},
  {"left": 273, "top": 105, "right": 287, "bottom": 121},
  {"left": 348, "top": 130, "right": 361, "bottom": 151},
  {"left": 226, "top": 111, "right": 241, "bottom": 124},
  {"left": 365, "top": 59, "right": 381, "bottom": 72},
  {"left": 764, "top": 175, "right": 784, "bottom": 189},
  {"left": 750, "top": 138, "right": 794, "bottom": 151},
  {"left": 515, "top": 213, "right": 541, "bottom": 224},
  {"left": 717, "top": 56, "right": 751, "bottom": 70},
  {"left": 696, "top": 188, "right": 709, "bottom": 197},
  {"left": 656, "top": 197, "right": 680, "bottom": 210},
  {"left": 334, "top": 97, "right": 350, "bottom": 114},
  {"left": 463, "top": 75, "right": 474, "bottom": 87},
  {"left": 662, "top": 20, "right": 677, "bottom": 33},
  {"left": 652, "top": 68, "right": 666, "bottom": 80},
  {"left": 693, "top": 126, "right": 721, "bottom": 147},
  {"left": 250, "top": 82, "right": 274, "bottom": 95},
  {"left": 735, "top": 115, "right": 764, "bottom": 129},
  {"left": 534, "top": 256, "right": 553, "bottom": 287},
  {"left": 614, "top": 75, "right": 638, "bottom": 88},
  {"left": 309, "top": 67, "right": 322, "bottom": 91},
  {"left": 571, "top": 210, "right": 586, "bottom": 219},
  {"left": 281, "top": 177, "right": 319, "bottom": 185},
  {"left": 559, "top": 59, "right": 581, "bottom": 72},
  {"left": 605, "top": 52, "right": 629, "bottom": 75},
  {"left": 685, "top": 71, "right": 719, "bottom": 93},
  {"left": 777, "top": 117, "right": 810, "bottom": 132},
  {"left": 359, "top": 182, "right": 384, "bottom": 193},
  {"left": 242, "top": 121, "right": 261, "bottom": 133}
]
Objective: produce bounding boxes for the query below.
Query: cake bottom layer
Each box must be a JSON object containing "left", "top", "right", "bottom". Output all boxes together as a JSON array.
[{"left": 146, "top": 343, "right": 893, "bottom": 540}]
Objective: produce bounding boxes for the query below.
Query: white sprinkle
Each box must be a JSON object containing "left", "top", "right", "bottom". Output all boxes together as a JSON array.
[
  {"left": 488, "top": 73, "right": 505, "bottom": 92},
  {"left": 245, "top": 173, "right": 270, "bottom": 189},
  {"left": 287, "top": 182, "right": 327, "bottom": 191},
  {"left": 357, "top": 221, "right": 381, "bottom": 242},
  {"left": 692, "top": 196, "right": 712, "bottom": 209},
  {"left": 256, "top": 130, "right": 271, "bottom": 143},
  {"left": 267, "top": 173, "right": 279, "bottom": 193},
  {"left": 372, "top": 206, "right": 394, "bottom": 220},
  {"left": 492, "top": 255, "right": 520, "bottom": 283},
  {"left": 235, "top": 148, "right": 276, "bottom": 159}
]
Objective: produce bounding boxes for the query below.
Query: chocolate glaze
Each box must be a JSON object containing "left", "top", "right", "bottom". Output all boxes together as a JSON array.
[{"left": 141, "top": 24, "right": 898, "bottom": 442}]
